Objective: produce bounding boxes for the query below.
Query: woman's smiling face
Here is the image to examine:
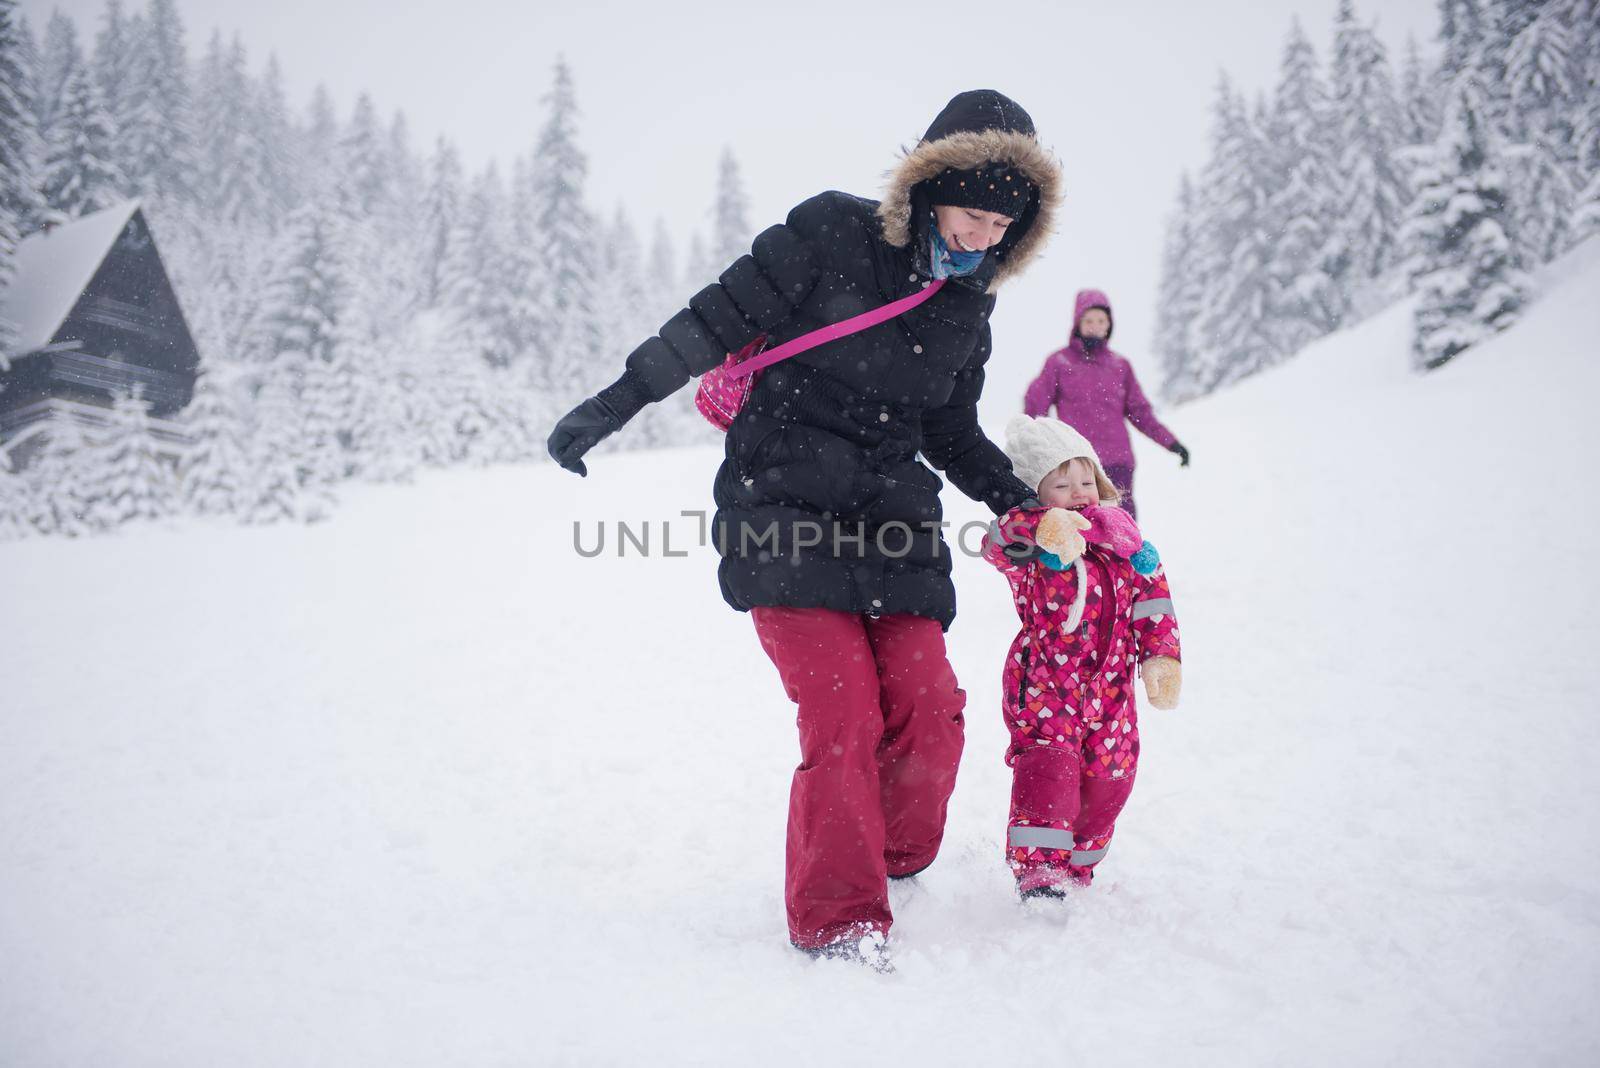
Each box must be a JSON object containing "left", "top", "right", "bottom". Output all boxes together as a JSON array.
[{"left": 933, "top": 204, "right": 1013, "bottom": 254}]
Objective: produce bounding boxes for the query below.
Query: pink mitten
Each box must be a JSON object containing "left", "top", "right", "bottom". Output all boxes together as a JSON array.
[{"left": 1079, "top": 505, "right": 1143, "bottom": 558}]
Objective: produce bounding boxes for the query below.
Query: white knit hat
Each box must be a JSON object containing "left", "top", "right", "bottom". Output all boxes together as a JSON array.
[{"left": 1004, "top": 414, "right": 1103, "bottom": 492}]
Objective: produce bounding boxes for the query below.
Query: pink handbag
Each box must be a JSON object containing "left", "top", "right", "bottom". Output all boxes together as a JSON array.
[{"left": 694, "top": 279, "right": 947, "bottom": 431}]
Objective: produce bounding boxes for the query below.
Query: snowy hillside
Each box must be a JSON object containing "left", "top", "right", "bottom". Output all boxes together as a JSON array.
[{"left": 4, "top": 242, "right": 1599, "bottom": 1066}]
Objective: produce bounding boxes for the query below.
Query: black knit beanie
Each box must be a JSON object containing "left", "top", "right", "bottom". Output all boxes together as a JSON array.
[
  {"left": 918, "top": 90, "right": 1040, "bottom": 217},
  {"left": 924, "top": 162, "right": 1036, "bottom": 217}
]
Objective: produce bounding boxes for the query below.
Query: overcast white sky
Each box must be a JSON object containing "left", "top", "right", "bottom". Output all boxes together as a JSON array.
[{"left": 29, "top": 0, "right": 1441, "bottom": 402}]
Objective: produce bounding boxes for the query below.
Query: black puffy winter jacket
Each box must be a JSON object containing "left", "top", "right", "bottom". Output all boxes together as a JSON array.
[{"left": 594, "top": 90, "right": 1062, "bottom": 629}]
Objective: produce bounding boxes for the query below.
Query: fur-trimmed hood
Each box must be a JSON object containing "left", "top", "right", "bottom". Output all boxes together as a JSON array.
[{"left": 878, "top": 92, "right": 1063, "bottom": 290}]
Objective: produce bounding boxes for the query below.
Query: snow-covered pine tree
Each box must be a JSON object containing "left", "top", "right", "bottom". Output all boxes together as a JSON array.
[
  {"left": 376, "top": 109, "right": 426, "bottom": 317},
  {"left": 177, "top": 363, "right": 251, "bottom": 517},
  {"left": 338, "top": 283, "right": 417, "bottom": 483},
  {"left": 194, "top": 31, "right": 263, "bottom": 226},
  {"left": 1466, "top": 0, "right": 1528, "bottom": 136},
  {"left": 1403, "top": 81, "right": 1527, "bottom": 369},
  {"left": 681, "top": 231, "right": 717, "bottom": 292},
  {"left": 125, "top": 0, "right": 194, "bottom": 211},
  {"left": 1511, "top": 142, "right": 1576, "bottom": 264},
  {"left": 387, "top": 112, "right": 424, "bottom": 226},
  {"left": 641, "top": 214, "right": 711, "bottom": 445},
  {"left": 1193, "top": 76, "right": 1280, "bottom": 390},
  {"left": 369, "top": 130, "right": 436, "bottom": 478},
  {"left": 431, "top": 266, "right": 532, "bottom": 466},
  {"left": 430, "top": 344, "right": 485, "bottom": 465},
  {"left": 0, "top": 0, "right": 37, "bottom": 362},
  {"left": 336, "top": 93, "right": 388, "bottom": 224},
  {"left": 341, "top": 100, "right": 406, "bottom": 312},
  {"left": 441, "top": 161, "right": 490, "bottom": 348},
  {"left": 243, "top": 362, "right": 331, "bottom": 524},
  {"left": 341, "top": 168, "right": 430, "bottom": 489},
  {"left": 25, "top": 411, "right": 95, "bottom": 535},
  {"left": 1502, "top": 0, "right": 1586, "bottom": 263},
  {"left": 407, "top": 309, "right": 488, "bottom": 467},
  {"left": 477, "top": 373, "right": 539, "bottom": 464},
  {"left": 1174, "top": 80, "right": 1230, "bottom": 394},
  {"left": 710, "top": 147, "right": 751, "bottom": 268},
  {"left": 262, "top": 201, "right": 350, "bottom": 485},
  {"left": 1327, "top": 0, "right": 1410, "bottom": 291},
  {"left": 1504, "top": 0, "right": 1578, "bottom": 148},
  {"left": 36, "top": 12, "right": 81, "bottom": 141},
  {"left": 599, "top": 206, "right": 649, "bottom": 347},
  {"left": 7, "top": 12, "right": 45, "bottom": 237},
  {"left": 500, "top": 150, "right": 541, "bottom": 373},
  {"left": 647, "top": 218, "right": 678, "bottom": 319},
  {"left": 349, "top": 340, "right": 424, "bottom": 483},
  {"left": 651, "top": 146, "right": 755, "bottom": 446},
  {"left": 1556, "top": 0, "right": 1600, "bottom": 185},
  {"left": 180, "top": 203, "right": 278, "bottom": 381},
  {"left": 1436, "top": 0, "right": 1489, "bottom": 92},
  {"left": 452, "top": 369, "right": 500, "bottom": 466},
  {"left": 1399, "top": 34, "right": 1440, "bottom": 145},
  {"left": 594, "top": 206, "right": 666, "bottom": 448},
  {"left": 420, "top": 136, "right": 463, "bottom": 308},
  {"left": 255, "top": 55, "right": 298, "bottom": 224},
  {"left": 92, "top": 0, "right": 139, "bottom": 196},
  {"left": 1153, "top": 173, "right": 1205, "bottom": 403},
  {"left": 1572, "top": 172, "right": 1600, "bottom": 248},
  {"left": 1575, "top": 20, "right": 1600, "bottom": 247},
  {"left": 0, "top": 439, "right": 26, "bottom": 539},
  {"left": 300, "top": 83, "right": 338, "bottom": 204},
  {"left": 40, "top": 60, "right": 124, "bottom": 220},
  {"left": 1, "top": 217, "right": 18, "bottom": 364},
  {"left": 110, "top": 5, "right": 156, "bottom": 198},
  {"left": 1263, "top": 18, "right": 1343, "bottom": 353},
  {"left": 449, "top": 162, "right": 520, "bottom": 370},
  {"left": 305, "top": 82, "right": 337, "bottom": 153},
  {"left": 229, "top": 36, "right": 270, "bottom": 227},
  {"left": 83, "top": 387, "right": 179, "bottom": 527},
  {"left": 527, "top": 58, "right": 603, "bottom": 405},
  {"left": 324, "top": 96, "right": 420, "bottom": 481}
]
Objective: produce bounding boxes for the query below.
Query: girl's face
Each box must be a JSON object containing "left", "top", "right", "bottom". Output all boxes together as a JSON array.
[
  {"left": 1038, "top": 458, "right": 1100, "bottom": 511},
  {"left": 933, "top": 204, "right": 1014, "bottom": 254},
  {"left": 1078, "top": 308, "right": 1111, "bottom": 339}
]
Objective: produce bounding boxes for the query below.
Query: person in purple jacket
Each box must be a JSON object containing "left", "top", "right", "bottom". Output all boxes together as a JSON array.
[{"left": 1023, "top": 288, "right": 1189, "bottom": 517}]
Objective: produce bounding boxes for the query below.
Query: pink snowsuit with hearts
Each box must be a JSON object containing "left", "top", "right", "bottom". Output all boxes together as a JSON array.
[{"left": 981, "top": 503, "right": 1181, "bottom": 892}]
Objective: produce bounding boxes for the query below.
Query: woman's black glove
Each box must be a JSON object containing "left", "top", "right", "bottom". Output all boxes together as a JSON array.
[
  {"left": 548, "top": 397, "right": 625, "bottom": 477},
  {"left": 1170, "top": 441, "right": 1191, "bottom": 467},
  {"left": 547, "top": 369, "right": 652, "bottom": 477}
]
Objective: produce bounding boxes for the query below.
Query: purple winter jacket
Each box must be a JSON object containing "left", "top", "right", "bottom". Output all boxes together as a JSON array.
[{"left": 1023, "top": 288, "right": 1177, "bottom": 469}]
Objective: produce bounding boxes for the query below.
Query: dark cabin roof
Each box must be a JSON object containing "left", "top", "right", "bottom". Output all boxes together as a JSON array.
[{"left": 1, "top": 200, "right": 147, "bottom": 356}]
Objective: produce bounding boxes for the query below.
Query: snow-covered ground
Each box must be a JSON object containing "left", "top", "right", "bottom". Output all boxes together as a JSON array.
[{"left": 5, "top": 243, "right": 1599, "bottom": 1066}]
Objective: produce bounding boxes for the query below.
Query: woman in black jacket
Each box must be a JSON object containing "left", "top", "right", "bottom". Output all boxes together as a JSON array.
[{"left": 549, "top": 90, "right": 1062, "bottom": 967}]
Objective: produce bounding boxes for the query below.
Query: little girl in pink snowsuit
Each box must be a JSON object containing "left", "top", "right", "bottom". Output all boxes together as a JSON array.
[{"left": 983, "top": 415, "right": 1183, "bottom": 898}]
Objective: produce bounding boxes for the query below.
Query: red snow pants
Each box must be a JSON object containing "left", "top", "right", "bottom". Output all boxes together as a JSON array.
[{"left": 752, "top": 606, "right": 966, "bottom": 948}]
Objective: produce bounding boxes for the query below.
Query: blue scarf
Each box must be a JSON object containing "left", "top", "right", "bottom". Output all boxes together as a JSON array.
[{"left": 928, "top": 218, "right": 986, "bottom": 279}]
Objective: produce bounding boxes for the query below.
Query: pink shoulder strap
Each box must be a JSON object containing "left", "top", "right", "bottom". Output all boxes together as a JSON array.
[{"left": 728, "top": 278, "right": 947, "bottom": 379}]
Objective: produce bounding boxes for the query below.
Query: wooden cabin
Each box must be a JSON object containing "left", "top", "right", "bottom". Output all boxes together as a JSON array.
[{"left": 0, "top": 201, "right": 199, "bottom": 457}]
